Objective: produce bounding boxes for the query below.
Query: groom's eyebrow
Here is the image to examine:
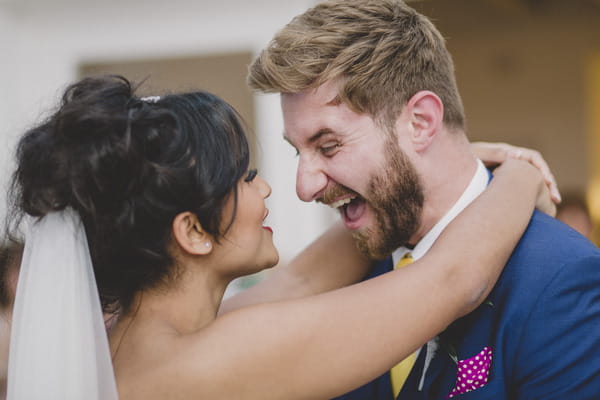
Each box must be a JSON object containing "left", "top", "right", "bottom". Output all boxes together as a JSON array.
[
  {"left": 283, "top": 128, "right": 334, "bottom": 145},
  {"left": 307, "top": 128, "right": 334, "bottom": 144}
]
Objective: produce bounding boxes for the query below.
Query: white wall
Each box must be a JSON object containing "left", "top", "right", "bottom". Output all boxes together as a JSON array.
[
  {"left": 0, "top": 4, "right": 18, "bottom": 223},
  {"left": 0, "top": 0, "right": 336, "bottom": 263}
]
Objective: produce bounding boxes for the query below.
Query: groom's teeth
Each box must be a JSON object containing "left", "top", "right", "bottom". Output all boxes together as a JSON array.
[{"left": 329, "top": 196, "right": 355, "bottom": 209}]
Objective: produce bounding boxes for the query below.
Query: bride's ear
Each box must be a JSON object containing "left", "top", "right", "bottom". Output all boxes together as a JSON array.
[{"left": 172, "top": 212, "right": 213, "bottom": 255}]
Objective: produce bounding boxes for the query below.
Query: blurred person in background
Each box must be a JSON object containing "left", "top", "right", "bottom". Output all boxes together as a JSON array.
[{"left": 556, "top": 191, "right": 594, "bottom": 240}]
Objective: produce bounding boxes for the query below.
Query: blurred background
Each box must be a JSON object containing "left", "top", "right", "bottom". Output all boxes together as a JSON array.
[{"left": 1, "top": 0, "right": 599, "bottom": 291}]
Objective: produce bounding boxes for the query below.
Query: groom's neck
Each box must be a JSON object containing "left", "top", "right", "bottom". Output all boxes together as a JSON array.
[{"left": 408, "top": 137, "right": 478, "bottom": 246}]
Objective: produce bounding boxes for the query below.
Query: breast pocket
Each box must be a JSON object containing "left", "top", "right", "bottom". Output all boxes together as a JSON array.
[{"left": 447, "top": 378, "right": 505, "bottom": 400}]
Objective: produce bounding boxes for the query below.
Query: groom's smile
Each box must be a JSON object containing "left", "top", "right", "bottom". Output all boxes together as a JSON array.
[{"left": 318, "top": 184, "right": 368, "bottom": 229}]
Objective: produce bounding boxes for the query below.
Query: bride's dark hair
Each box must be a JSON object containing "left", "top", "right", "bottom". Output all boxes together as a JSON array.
[{"left": 8, "top": 75, "right": 250, "bottom": 314}]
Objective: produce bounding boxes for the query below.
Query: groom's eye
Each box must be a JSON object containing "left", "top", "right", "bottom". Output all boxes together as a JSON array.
[{"left": 320, "top": 142, "right": 341, "bottom": 156}]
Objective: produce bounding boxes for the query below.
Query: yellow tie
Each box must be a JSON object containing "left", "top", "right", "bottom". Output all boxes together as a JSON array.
[{"left": 390, "top": 253, "right": 416, "bottom": 397}]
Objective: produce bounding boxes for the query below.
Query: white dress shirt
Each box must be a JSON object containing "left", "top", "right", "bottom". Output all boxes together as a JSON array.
[{"left": 391, "top": 159, "right": 488, "bottom": 390}]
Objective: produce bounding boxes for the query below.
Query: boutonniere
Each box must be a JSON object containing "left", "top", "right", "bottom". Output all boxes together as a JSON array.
[
  {"left": 437, "top": 333, "right": 458, "bottom": 365},
  {"left": 438, "top": 300, "right": 494, "bottom": 365}
]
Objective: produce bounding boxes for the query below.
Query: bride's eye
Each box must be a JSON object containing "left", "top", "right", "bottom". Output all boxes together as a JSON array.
[{"left": 244, "top": 169, "right": 258, "bottom": 182}]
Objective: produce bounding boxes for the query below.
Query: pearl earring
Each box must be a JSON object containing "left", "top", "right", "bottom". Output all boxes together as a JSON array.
[{"left": 205, "top": 242, "right": 211, "bottom": 247}]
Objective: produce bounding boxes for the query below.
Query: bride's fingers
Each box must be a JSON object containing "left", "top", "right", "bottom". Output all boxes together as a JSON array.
[
  {"left": 470, "top": 142, "right": 512, "bottom": 166},
  {"left": 535, "top": 179, "right": 557, "bottom": 217},
  {"left": 471, "top": 142, "right": 561, "bottom": 204},
  {"left": 506, "top": 148, "right": 561, "bottom": 204}
]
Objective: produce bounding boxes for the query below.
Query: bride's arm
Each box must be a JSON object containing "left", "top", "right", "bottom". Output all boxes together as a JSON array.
[
  {"left": 176, "top": 159, "right": 547, "bottom": 399},
  {"left": 219, "top": 142, "right": 558, "bottom": 315},
  {"left": 470, "top": 141, "right": 561, "bottom": 204}
]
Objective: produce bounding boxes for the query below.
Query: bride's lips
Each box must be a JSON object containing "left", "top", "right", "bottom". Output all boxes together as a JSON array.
[{"left": 262, "top": 209, "right": 272, "bottom": 233}]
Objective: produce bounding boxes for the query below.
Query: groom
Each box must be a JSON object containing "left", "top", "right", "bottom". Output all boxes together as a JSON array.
[{"left": 247, "top": 0, "right": 600, "bottom": 399}]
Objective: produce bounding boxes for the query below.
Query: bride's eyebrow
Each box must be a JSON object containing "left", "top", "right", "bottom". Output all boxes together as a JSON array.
[{"left": 244, "top": 169, "right": 258, "bottom": 182}]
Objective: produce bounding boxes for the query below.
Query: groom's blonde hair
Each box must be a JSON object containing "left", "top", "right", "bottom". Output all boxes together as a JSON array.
[{"left": 248, "top": 0, "right": 465, "bottom": 130}]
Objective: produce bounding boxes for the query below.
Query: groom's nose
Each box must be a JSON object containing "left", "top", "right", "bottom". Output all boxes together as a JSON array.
[{"left": 296, "top": 155, "right": 327, "bottom": 202}]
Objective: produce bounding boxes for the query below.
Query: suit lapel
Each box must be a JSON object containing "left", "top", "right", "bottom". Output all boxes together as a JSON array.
[
  {"left": 421, "top": 301, "right": 496, "bottom": 399},
  {"left": 396, "top": 344, "right": 427, "bottom": 400}
]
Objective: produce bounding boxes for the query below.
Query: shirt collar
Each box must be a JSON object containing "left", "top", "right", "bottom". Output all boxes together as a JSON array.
[{"left": 392, "top": 159, "right": 488, "bottom": 264}]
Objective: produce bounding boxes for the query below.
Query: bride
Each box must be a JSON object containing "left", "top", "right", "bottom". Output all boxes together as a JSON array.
[{"left": 5, "top": 75, "right": 554, "bottom": 399}]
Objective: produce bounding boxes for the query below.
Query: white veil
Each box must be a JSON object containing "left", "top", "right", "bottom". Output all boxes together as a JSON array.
[{"left": 7, "top": 209, "right": 118, "bottom": 399}]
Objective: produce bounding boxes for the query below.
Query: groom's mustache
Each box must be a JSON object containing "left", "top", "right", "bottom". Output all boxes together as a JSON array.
[{"left": 317, "top": 184, "right": 360, "bottom": 206}]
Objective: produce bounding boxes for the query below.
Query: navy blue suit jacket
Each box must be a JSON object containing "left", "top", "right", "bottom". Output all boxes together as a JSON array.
[{"left": 333, "top": 211, "right": 600, "bottom": 399}]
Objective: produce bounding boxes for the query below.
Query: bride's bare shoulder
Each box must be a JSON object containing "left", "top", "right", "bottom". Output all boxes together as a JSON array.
[{"left": 111, "top": 318, "right": 241, "bottom": 400}]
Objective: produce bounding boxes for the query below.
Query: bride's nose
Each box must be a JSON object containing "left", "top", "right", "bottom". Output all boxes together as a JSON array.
[{"left": 257, "top": 176, "right": 272, "bottom": 199}]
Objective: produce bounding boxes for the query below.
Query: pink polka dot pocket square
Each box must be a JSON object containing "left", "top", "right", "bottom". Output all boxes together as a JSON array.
[{"left": 446, "top": 346, "right": 492, "bottom": 398}]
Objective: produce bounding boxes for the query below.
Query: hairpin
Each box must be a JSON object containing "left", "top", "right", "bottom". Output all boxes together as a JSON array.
[{"left": 140, "top": 96, "right": 161, "bottom": 103}]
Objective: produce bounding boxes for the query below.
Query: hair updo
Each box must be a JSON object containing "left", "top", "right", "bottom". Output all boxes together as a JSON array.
[{"left": 8, "top": 75, "right": 250, "bottom": 313}]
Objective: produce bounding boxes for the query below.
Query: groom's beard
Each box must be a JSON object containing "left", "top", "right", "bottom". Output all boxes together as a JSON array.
[{"left": 353, "top": 141, "right": 424, "bottom": 260}]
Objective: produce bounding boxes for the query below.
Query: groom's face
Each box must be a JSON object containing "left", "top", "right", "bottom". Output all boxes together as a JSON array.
[{"left": 281, "top": 81, "right": 424, "bottom": 258}]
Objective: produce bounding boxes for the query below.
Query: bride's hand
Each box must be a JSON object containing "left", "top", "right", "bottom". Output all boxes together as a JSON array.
[
  {"left": 470, "top": 141, "right": 561, "bottom": 205},
  {"left": 492, "top": 158, "right": 557, "bottom": 217}
]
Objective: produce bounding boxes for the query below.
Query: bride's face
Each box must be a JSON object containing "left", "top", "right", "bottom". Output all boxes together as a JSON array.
[{"left": 214, "top": 170, "right": 278, "bottom": 276}]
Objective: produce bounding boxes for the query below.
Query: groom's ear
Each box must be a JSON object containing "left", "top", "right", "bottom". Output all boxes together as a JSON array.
[
  {"left": 172, "top": 212, "right": 213, "bottom": 256},
  {"left": 404, "top": 90, "right": 444, "bottom": 152}
]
